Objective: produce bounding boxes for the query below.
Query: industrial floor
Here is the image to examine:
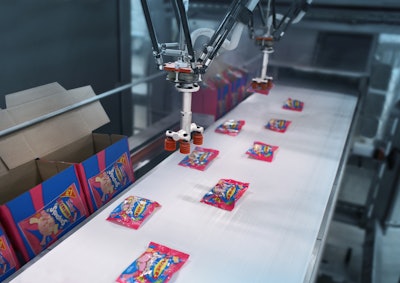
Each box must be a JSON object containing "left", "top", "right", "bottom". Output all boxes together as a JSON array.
[{"left": 317, "top": 162, "right": 400, "bottom": 283}]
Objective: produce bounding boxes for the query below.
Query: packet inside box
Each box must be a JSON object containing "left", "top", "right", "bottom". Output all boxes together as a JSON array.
[{"left": 0, "top": 82, "right": 111, "bottom": 204}]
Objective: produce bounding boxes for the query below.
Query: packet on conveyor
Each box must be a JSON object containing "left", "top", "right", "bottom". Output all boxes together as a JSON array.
[
  {"left": 265, "top": 118, "right": 291, "bottom": 133},
  {"left": 116, "top": 242, "right": 189, "bottom": 283},
  {"left": 201, "top": 179, "right": 249, "bottom": 211},
  {"left": 178, "top": 146, "right": 219, "bottom": 171},
  {"left": 107, "top": 196, "right": 160, "bottom": 229},
  {"left": 282, "top": 98, "right": 304, "bottom": 111},
  {"left": 215, "top": 120, "right": 245, "bottom": 136},
  {"left": 246, "top": 141, "right": 279, "bottom": 162}
]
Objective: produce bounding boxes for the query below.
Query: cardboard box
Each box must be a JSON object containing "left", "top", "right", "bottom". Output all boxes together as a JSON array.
[
  {"left": 0, "top": 83, "right": 134, "bottom": 261},
  {"left": 39, "top": 134, "right": 135, "bottom": 213},
  {"left": 0, "top": 83, "right": 110, "bottom": 180},
  {"left": 0, "top": 165, "right": 88, "bottom": 262},
  {"left": 0, "top": 223, "right": 19, "bottom": 281}
]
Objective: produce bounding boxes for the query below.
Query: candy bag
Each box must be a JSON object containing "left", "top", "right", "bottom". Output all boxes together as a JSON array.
[
  {"left": 265, "top": 118, "right": 291, "bottom": 133},
  {"left": 282, "top": 98, "right": 304, "bottom": 111},
  {"left": 178, "top": 147, "right": 219, "bottom": 171},
  {"left": 107, "top": 196, "right": 160, "bottom": 229},
  {"left": 201, "top": 179, "right": 249, "bottom": 211},
  {"left": 246, "top": 141, "right": 279, "bottom": 162},
  {"left": 116, "top": 242, "right": 189, "bottom": 283},
  {"left": 215, "top": 120, "right": 245, "bottom": 136}
]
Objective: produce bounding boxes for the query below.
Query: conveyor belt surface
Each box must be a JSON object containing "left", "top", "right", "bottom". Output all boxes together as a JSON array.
[{"left": 8, "top": 85, "right": 357, "bottom": 283}]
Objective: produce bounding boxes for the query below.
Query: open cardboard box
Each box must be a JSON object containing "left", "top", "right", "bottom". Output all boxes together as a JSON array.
[
  {"left": 37, "top": 132, "right": 135, "bottom": 213},
  {"left": 0, "top": 83, "right": 134, "bottom": 264}
]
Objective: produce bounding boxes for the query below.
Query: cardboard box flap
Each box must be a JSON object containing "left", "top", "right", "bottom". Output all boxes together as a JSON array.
[
  {"left": 5, "top": 82, "right": 66, "bottom": 107},
  {"left": 0, "top": 85, "right": 110, "bottom": 170}
]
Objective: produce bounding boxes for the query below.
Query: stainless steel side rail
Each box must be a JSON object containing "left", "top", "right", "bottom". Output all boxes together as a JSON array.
[{"left": 0, "top": 72, "right": 164, "bottom": 138}]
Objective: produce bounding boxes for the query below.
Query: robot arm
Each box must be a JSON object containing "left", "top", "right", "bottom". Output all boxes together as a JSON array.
[
  {"left": 139, "top": 0, "right": 260, "bottom": 154},
  {"left": 139, "top": 0, "right": 310, "bottom": 153},
  {"left": 141, "top": 0, "right": 258, "bottom": 78},
  {"left": 249, "top": 0, "right": 311, "bottom": 94}
]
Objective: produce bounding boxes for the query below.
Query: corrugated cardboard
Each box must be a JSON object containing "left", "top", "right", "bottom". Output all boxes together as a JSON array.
[
  {"left": 0, "top": 83, "right": 110, "bottom": 204},
  {"left": 0, "top": 83, "right": 134, "bottom": 265},
  {"left": 0, "top": 164, "right": 89, "bottom": 262},
  {"left": 0, "top": 84, "right": 110, "bottom": 171},
  {"left": 5, "top": 82, "right": 66, "bottom": 107}
]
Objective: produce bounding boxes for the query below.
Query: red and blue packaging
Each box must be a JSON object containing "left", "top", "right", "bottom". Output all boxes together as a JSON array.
[
  {"left": 215, "top": 120, "right": 245, "bottom": 136},
  {"left": 0, "top": 165, "right": 89, "bottom": 262},
  {"left": 283, "top": 98, "right": 304, "bottom": 111},
  {"left": 107, "top": 196, "right": 160, "bottom": 230},
  {"left": 179, "top": 147, "right": 219, "bottom": 171},
  {"left": 77, "top": 137, "right": 135, "bottom": 214},
  {"left": 116, "top": 242, "right": 189, "bottom": 283},
  {"left": 265, "top": 119, "right": 291, "bottom": 133},
  {"left": 201, "top": 179, "right": 249, "bottom": 211},
  {"left": 222, "top": 68, "right": 244, "bottom": 107},
  {"left": 214, "top": 74, "right": 231, "bottom": 118},
  {"left": 0, "top": 224, "right": 19, "bottom": 281},
  {"left": 246, "top": 141, "right": 279, "bottom": 162}
]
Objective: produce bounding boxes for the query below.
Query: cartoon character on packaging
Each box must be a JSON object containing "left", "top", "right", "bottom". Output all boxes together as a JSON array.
[
  {"left": 29, "top": 211, "right": 58, "bottom": 246},
  {"left": 95, "top": 172, "right": 114, "bottom": 202},
  {"left": 188, "top": 151, "right": 210, "bottom": 166},
  {"left": 210, "top": 182, "right": 226, "bottom": 203},
  {"left": 120, "top": 196, "right": 136, "bottom": 221},
  {"left": 136, "top": 252, "right": 158, "bottom": 274},
  {"left": 118, "top": 252, "right": 156, "bottom": 282}
]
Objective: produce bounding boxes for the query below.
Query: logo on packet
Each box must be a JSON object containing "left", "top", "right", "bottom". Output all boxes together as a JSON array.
[
  {"left": 133, "top": 201, "right": 146, "bottom": 218},
  {"left": 18, "top": 184, "right": 87, "bottom": 255},
  {"left": 88, "top": 153, "right": 134, "bottom": 208},
  {"left": 153, "top": 257, "right": 169, "bottom": 279}
]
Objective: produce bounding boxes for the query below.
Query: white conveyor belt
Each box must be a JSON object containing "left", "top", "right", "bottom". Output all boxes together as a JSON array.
[{"left": 7, "top": 84, "right": 358, "bottom": 283}]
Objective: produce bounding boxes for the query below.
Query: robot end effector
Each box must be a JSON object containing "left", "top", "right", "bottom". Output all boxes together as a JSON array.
[{"left": 249, "top": 0, "right": 311, "bottom": 94}]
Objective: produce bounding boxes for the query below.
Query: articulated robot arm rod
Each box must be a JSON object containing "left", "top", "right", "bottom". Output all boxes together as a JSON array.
[
  {"left": 173, "top": 0, "right": 196, "bottom": 67},
  {"left": 257, "top": 1, "right": 267, "bottom": 28},
  {"left": 140, "top": 0, "right": 163, "bottom": 69},
  {"left": 197, "top": 0, "right": 253, "bottom": 73},
  {"left": 271, "top": 0, "right": 310, "bottom": 41}
]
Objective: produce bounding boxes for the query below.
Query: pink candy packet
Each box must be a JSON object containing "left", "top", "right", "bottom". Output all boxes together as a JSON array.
[
  {"left": 215, "top": 120, "right": 245, "bottom": 136},
  {"left": 265, "top": 118, "right": 291, "bottom": 133},
  {"left": 282, "top": 98, "right": 304, "bottom": 111},
  {"left": 116, "top": 242, "right": 189, "bottom": 283},
  {"left": 246, "top": 141, "right": 279, "bottom": 162},
  {"left": 201, "top": 179, "right": 249, "bottom": 211},
  {"left": 178, "top": 147, "right": 219, "bottom": 171},
  {"left": 107, "top": 196, "right": 160, "bottom": 229}
]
